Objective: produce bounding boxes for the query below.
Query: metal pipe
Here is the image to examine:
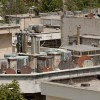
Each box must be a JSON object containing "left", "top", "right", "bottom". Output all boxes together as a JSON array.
[
  {"left": 37, "top": 37, "right": 41, "bottom": 54},
  {"left": 77, "top": 25, "right": 81, "bottom": 45},
  {"left": 34, "top": 36, "right": 37, "bottom": 54},
  {"left": 30, "top": 34, "right": 36, "bottom": 54},
  {"left": 16, "top": 33, "right": 22, "bottom": 53},
  {"left": 22, "top": 32, "right": 28, "bottom": 53}
]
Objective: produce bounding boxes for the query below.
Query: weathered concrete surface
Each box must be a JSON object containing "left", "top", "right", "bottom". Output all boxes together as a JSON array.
[{"left": 0, "top": 66, "right": 100, "bottom": 93}]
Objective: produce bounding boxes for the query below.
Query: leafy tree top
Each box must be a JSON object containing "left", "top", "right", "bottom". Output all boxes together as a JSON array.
[{"left": 0, "top": 80, "right": 26, "bottom": 100}]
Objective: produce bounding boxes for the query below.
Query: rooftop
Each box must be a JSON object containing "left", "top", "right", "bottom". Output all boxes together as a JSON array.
[
  {"left": 61, "top": 45, "right": 100, "bottom": 52},
  {"left": 81, "top": 35, "right": 100, "bottom": 39},
  {"left": 6, "top": 14, "right": 38, "bottom": 18},
  {"left": 41, "top": 15, "right": 61, "bottom": 20},
  {"left": 51, "top": 75, "right": 100, "bottom": 92},
  {"left": 0, "top": 24, "right": 20, "bottom": 29}
]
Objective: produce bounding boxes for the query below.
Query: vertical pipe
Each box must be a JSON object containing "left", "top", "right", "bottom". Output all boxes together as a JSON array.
[
  {"left": 31, "top": 34, "right": 36, "bottom": 54},
  {"left": 16, "top": 33, "right": 22, "bottom": 53},
  {"left": 77, "top": 25, "right": 81, "bottom": 45},
  {"left": 34, "top": 36, "right": 37, "bottom": 54},
  {"left": 22, "top": 32, "right": 28, "bottom": 53},
  {"left": 37, "top": 37, "right": 41, "bottom": 54}
]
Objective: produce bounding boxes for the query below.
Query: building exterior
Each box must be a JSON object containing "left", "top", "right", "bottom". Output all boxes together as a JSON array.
[
  {"left": 0, "top": 24, "right": 20, "bottom": 58},
  {"left": 6, "top": 14, "right": 41, "bottom": 30},
  {"left": 41, "top": 74, "right": 100, "bottom": 100},
  {"left": 61, "top": 16, "right": 100, "bottom": 46}
]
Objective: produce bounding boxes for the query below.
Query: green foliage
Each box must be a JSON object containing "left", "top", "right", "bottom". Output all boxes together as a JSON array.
[
  {"left": 0, "top": 80, "right": 26, "bottom": 100},
  {"left": 65, "top": 0, "right": 100, "bottom": 11},
  {"left": 40, "top": 0, "right": 63, "bottom": 12},
  {"left": 0, "top": 0, "right": 27, "bottom": 17}
]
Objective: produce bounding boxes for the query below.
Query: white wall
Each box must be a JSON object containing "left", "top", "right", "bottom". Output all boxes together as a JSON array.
[{"left": 0, "top": 34, "right": 12, "bottom": 58}]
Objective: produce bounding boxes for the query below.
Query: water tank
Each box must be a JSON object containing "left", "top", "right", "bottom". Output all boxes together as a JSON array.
[
  {"left": 29, "top": 24, "right": 43, "bottom": 33},
  {"left": 0, "top": 59, "right": 8, "bottom": 73},
  {"left": 57, "top": 49, "right": 72, "bottom": 61},
  {"left": 47, "top": 51, "right": 61, "bottom": 69},
  {"left": 4, "top": 53, "right": 17, "bottom": 58},
  {"left": 7, "top": 57, "right": 17, "bottom": 73},
  {"left": 17, "top": 56, "right": 29, "bottom": 70},
  {"left": 37, "top": 56, "right": 53, "bottom": 72}
]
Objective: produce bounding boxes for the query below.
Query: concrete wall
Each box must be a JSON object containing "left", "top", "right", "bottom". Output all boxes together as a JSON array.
[
  {"left": 61, "top": 17, "right": 100, "bottom": 46},
  {"left": 0, "top": 34, "right": 12, "bottom": 58},
  {"left": 46, "top": 96, "right": 70, "bottom": 100},
  {"left": 41, "top": 81, "right": 100, "bottom": 100},
  {"left": 20, "top": 17, "right": 41, "bottom": 30},
  {"left": 10, "top": 17, "right": 41, "bottom": 30},
  {"left": 0, "top": 25, "right": 20, "bottom": 35}
]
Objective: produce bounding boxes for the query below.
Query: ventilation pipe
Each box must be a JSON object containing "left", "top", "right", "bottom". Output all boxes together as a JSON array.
[
  {"left": 77, "top": 25, "right": 81, "bottom": 45},
  {"left": 30, "top": 34, "right": 36, "bottom": 54},
  {"left": 22, "top": 31, "right": 28, "bottom": 53},
  {"left": 35, "top": 36, "right": 41, "bottom": 54},
  {"left": 16, "top": 32, "right": 22, "bottom": 53}
]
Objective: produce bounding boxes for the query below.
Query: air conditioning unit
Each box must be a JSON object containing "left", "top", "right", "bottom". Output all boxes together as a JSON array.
[{"left": 29, "top": 24, "right": 44, "bottom": 33}]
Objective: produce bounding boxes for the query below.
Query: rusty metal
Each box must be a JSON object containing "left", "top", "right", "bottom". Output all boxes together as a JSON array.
[
  {"left": 20, "top": 66, "right": 32, "bottom": 74},
  {"left": 43, "top": 67, "right": 53, "bottom": 72},
  {"left": 5, "top": 68, "right": 16, "bottom": 74},
  {"left": 77, "top": 55, "right": 91, "bottom": 67}
]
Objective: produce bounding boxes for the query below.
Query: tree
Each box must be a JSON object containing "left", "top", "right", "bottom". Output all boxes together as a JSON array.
[
  {"left": 0, "top": 80, "right": 26, "bottom": 100},
  {"left": 65, "top": 0, "right": 100, "bottom": 11},
  {"left": 40, "top": 0, "right": 63, "bottom": 12},
  {"left": 0, "top": 0, "right": 27, "bottom": 17}
]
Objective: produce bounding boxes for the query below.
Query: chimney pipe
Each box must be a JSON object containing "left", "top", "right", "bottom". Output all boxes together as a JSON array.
[
  {"left": 30, "top": 34, "right": 36, "bottom": 54},
  {"left": 22, "top": 32, "right": 28, "bottom": 53},
  {"left": 16, "top": 32, "right": 22, "bottom": 53},
  {"left": 77, "top": 25, "right": 81, "bottom": 45},
  {"left": 34, "top": 36, "right": 41, "bottom": 54}
]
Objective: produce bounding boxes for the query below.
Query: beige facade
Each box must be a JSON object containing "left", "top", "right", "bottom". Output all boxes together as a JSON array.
[
  {"left": 0, "top": 34, "right": 12, "bottom": 58},
  {"left": 46, "top": 96, "right": 69, "bottom": 100},
  {"left": 7, "top": 14, "right": 41, "bottom": 30},
  {"left": 61, "top": 17, "right": 100, "bottom": 46},
  {"left": 20, "top": 17, "right": 41, "bottom": 30},
  {"left": 0, "top": 24, "right": 20, "bottom": 58}
]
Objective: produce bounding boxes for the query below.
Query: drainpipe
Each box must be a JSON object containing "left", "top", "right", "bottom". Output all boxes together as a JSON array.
[{"left": 77, "top": 25, "right": 81, "bottom": 45}]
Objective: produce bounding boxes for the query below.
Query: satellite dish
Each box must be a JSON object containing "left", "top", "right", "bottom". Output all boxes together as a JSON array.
[
  {"left": 77, "top": 56, "right": 91, "bottom": 67},
  {"left": 83, "top": 60, "right": 94, "bottom": 67}
]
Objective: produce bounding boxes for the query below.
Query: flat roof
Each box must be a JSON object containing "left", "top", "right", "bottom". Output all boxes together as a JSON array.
[
  {"left": 41, "top": 15, "right": 61, "bottom": 20},
  {"left": 6, "top": 14, "right": 38, "bottom": 18},
  {"left": 81, "top": 35, "right": 100, "bottom": 40},
  {"left": 61, "top": 45, "right": 100, "bottom": 52},
  {"left": 51, "top": 75, "right": 100, "bottom": 92}
]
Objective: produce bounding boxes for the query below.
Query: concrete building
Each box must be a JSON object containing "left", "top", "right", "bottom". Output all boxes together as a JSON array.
[
  {"left": 6, "top": 14, "right": 41, "bottom": 30},
  {"left": 41, "top": 74, "right": 100, "bottom": 100},
  {"left": 0, "top": 24, "right": 20, "bottom": 58},
  {"left": 69, "top": 35, "right": 100, "bottom": 47},
  {"left": 0, "top": 66, "right": 100, "bottom": 100},
  {"left": 61, "top": 16, "right": 100, "bottom": 46}
]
